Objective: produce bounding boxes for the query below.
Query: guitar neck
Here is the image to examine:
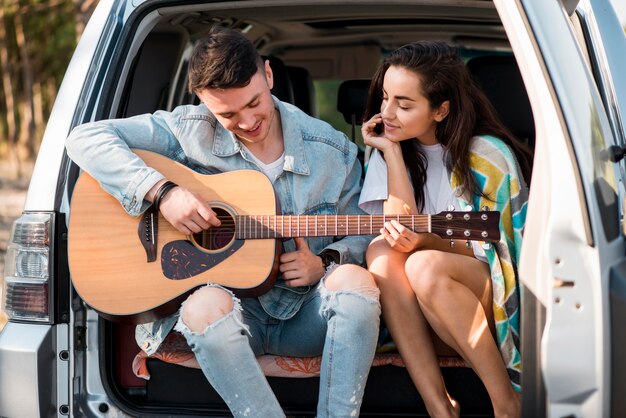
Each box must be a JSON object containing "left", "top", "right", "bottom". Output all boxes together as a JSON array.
[
  {"left": 235, "top": 214, "right": 428, "bottom": 239},
  {"left": 232, "top": 211, "right": 500, "bottom": 242}
]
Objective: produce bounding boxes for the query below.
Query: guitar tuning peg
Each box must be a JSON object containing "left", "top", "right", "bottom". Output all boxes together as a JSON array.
[
  {"left": 482, "top": 243, "right": 492, "bottom": 250},
  {"left": 464, "top": 205, "right": 473, "bottom": 212},
  {"left": 482, "top": 205, "right": 490, "bottom": 211},
  {"left": 447, "top": 204, "right": 456, "bottom": 211}
]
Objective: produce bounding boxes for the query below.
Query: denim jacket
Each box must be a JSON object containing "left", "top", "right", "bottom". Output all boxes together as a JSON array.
[{"left": 66, "top": 97, "right": 372, "bottom": 355}]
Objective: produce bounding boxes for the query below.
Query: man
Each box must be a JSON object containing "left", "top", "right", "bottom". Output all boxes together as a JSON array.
[{"left": 66, "top": 26, "right": 380, "bottom": 417}]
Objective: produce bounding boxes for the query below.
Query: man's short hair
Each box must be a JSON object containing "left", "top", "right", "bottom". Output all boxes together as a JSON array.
[{"left": 188, "top": 26, "right": 264, "bottom": 93}]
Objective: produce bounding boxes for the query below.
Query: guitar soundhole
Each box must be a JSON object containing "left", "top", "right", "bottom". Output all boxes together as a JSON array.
[{"left": 192, "top": 207, "right": 235, "bottom": 251}]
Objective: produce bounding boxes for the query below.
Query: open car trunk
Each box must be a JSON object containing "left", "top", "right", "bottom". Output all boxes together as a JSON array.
[{"left": 69, "top": 1, "right": 534, "bottom": 416}]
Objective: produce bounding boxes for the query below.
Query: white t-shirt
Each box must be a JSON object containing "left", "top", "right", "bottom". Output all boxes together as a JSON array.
[
  {"left": 358, "top": 145, "right": 487, "bottom": 262},
  {"left": 359, "top": 145, "right": 455, "bottom": 214},
  {"left": 241, "top": 143, "right": 285, "bottom": 183}
]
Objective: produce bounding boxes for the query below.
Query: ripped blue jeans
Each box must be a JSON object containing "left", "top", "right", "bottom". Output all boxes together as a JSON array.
[{"left": 175, "top": 278, "right": 381, "bottom": 418}]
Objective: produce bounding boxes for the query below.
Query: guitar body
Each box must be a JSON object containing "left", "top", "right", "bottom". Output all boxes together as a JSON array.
[
  {"left": 69, "top": 149, "right": 501, "bottom": 323},
  {"left": 68, "top": 150, "right": 279, "bottom": 323}
]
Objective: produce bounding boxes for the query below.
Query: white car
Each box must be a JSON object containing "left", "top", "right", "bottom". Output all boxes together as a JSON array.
[{"left": 1, "top": 0, "right": 626, "bottom": 416}]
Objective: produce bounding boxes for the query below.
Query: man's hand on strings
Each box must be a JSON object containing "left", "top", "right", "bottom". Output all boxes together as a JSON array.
[{"left": 158, "top": 186, "right": 221, "bottom": 235}]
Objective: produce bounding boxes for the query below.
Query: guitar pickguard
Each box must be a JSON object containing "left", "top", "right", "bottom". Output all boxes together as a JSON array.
[{"left": 161, "top": 239, "right": 245, "bottom": 280}]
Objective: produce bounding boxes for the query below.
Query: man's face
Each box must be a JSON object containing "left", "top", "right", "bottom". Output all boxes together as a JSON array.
[{"left": 196, "top": 61, "right": 277, "bottom": 146}]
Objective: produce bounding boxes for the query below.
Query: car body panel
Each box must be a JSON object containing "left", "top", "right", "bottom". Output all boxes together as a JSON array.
[
  {"left": 2, "top": 0, "right": 626, "bottom": 416},
  {"left": 0, "top": 323, "right": 59, "bottom": 417},
  {"left": 498, "top": 0, "right": 626, "bottom": 416}
]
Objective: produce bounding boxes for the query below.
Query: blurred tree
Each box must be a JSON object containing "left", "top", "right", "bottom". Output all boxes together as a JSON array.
[
  {"left": 0, "top": 5, "right": 19, "bottom": 175},
  {"left": 0, "top": 0, "right": 97, "bottom": 178},
  {"left": 73, "top": 0, "right": 98, "bottom": 41}
]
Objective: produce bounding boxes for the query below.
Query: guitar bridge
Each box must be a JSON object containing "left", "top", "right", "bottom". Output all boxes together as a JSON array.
[{"left": 138, "top": 209, "right": 158, "bottom": 262}]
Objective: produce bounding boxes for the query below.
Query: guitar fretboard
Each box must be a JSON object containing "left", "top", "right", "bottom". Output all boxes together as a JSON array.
[{"left": 234, "top": 214, "right": 430, "bottom": 239}]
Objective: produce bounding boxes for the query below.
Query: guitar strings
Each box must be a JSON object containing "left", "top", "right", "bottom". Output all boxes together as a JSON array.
[
  {"left": 160, "top": 214, "right": 496, "bottom": 240},
  {"left": 186, "top": 217, "right": 484, "bottom": 229},
  {"left": 187, "top": 224, "right": 492, "bottom": 239}
]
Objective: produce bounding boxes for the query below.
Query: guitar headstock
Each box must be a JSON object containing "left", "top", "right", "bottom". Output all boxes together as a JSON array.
[{"left": 431, "top": 210, "right": 500, "bottom": 242}]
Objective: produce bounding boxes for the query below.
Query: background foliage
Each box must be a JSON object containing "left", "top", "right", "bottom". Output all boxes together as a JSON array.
[{"left": 0, "top": 0, "right": 96, "bottom": 178}]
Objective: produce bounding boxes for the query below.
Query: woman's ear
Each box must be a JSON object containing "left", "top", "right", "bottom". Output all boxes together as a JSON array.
[{"left": 434, "top": 100, "right": 450, "bottom": 122}]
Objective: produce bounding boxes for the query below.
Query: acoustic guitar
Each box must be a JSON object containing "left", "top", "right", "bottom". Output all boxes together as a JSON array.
[{"left": 68, "top": 149, "right": 500, "bottom": 323}]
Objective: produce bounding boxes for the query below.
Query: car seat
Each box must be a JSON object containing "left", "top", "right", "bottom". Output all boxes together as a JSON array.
[
  {"left": 287, "top": 65, "right": 317, "bottom": 117},
  {"left": 466, "top": 55, "right": 535, "bottom": 151},
  {"left": 336, "top": 79, "right": 371, "bottom": 172},
  {"left": 336, "top": 79, "right": 371, "bottom": 142},
  {"left": 264, "top": 55, "right": 295, "bottom": 105}
]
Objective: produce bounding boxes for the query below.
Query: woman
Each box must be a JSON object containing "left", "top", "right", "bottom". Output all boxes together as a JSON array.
[{"left": 359, "top": 41, "right": 532, "bottom": 418}]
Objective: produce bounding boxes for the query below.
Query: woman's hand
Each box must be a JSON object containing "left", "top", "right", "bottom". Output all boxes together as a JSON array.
[
  {"left": 361, "top": 114, "right": 399, "bottom": 154},
  {"left": 380, "top": 220, "right": 430, "bottom": 253}
]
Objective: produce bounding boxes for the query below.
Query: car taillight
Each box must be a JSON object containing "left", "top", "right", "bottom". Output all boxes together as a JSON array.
[{"left": 2, "top": 212, "right": 54, "bottom": 323}]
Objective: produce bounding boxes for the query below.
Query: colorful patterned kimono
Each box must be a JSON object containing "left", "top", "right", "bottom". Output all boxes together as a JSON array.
[{"left": 451, "top": 135, "right": 529, "bottom": 391}]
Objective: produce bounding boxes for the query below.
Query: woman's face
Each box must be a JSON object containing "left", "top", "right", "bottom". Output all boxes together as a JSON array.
[{"left": 380, "top": 65, "right": 448, "bottom": 145}]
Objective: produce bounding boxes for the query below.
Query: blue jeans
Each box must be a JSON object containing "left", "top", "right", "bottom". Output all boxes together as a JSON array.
[{"left": 175, "top": 280, "right": 380, "bottom": 418}]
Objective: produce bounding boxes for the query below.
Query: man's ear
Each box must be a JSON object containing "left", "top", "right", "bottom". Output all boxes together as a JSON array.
[
  {"left": 264, "top": 59, "right": 274, "bottom": 90},
  {"left": 435, "top": 100, "right": 450, "bottom": 122}
]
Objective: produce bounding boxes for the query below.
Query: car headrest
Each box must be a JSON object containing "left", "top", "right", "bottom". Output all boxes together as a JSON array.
[
  {"left": 337, "top": 79, "right": 371, "bottom": 125},
  {"left": 264, "top": 55, "right": 295, "bottom": 105},
  {"left": 466, "top": 55, "right": 535, "bottom": 149},
  {"left": 287, "top": 66, "right": 317, "bottom": 117}
]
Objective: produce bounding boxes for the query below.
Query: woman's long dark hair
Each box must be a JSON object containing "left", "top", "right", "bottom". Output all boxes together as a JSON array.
[{"left": 362, "top": 41, "right": 532, "bottom": 211}]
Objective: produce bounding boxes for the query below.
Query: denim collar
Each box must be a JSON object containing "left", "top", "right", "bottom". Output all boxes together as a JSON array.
[{"left": 211, "top": 96, "right": 310, "bottom": 176}]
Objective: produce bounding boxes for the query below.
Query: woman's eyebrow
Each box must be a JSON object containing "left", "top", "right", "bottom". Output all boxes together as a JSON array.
[{"left": 383, "top": 88, "right": 416, "bottom": 102}]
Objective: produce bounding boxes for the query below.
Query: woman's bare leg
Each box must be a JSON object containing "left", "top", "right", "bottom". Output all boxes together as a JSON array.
[
  {"left": 405, "top": 250, "right": 520, "bottom": 418},
  {"left": 367, "top": 237, "right": 459, "bottom": 418}
]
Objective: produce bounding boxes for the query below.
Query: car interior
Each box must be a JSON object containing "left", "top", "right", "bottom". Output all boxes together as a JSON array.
[{"left": 87, "top": 1, "right": 536, "bottom": 416}]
